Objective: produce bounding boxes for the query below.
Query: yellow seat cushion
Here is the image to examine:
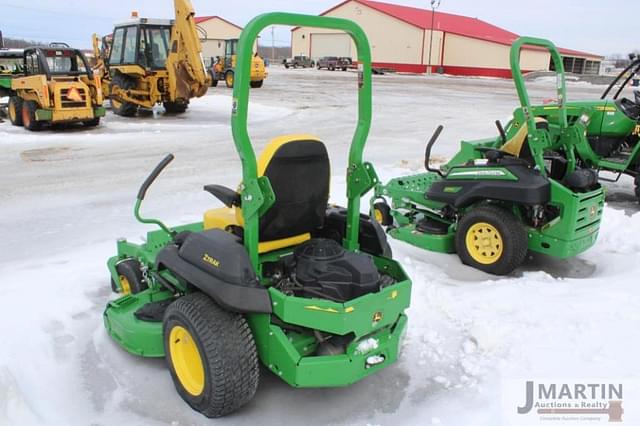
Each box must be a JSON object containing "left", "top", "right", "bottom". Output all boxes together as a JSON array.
[
  {"left": 501, "top": 117, "right": 548, "bottom": 157},
  {"left": 203, "top": 207, "right": 311, "bottom": 253}
]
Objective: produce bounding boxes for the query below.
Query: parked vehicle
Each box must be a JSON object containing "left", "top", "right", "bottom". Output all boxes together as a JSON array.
[
  {"left": 92, "top": 0, "right": 210, "bottom": 117},
  {"left": 7, "top": 45, "right": 104, "bottom": 130},
  {"left": 209, "top": 39, "right": 266, "bottom": 88},
  {"left": 372, "top": 37, "right": 605, "bottom": 275},
  {"left": 339, "top": 57, "right": 356, "bottom": 70},
  {"left": 103, "top": 12, "right": 410, "bottom": 418},
  {"left": 282, "top": 55, "right": 314, "bottom": 68},
  {"left": 317, "top": 56, "right": 352, "bottom": 71},
  {"left": 317, "top": 56, "right": 339, "bottom": 71}
]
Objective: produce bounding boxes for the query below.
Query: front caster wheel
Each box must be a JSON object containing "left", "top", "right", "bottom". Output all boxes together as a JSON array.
[
  {"left": 372, "top": 201, "right": 393, "bottom": 226},
  {"left": 114, "top": 258, "right": 147, "bottom": 295}
]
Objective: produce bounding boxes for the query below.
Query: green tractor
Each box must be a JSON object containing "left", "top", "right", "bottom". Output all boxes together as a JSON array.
[
  {"left": 104, "top": 13, "right": 410, "bottom": 418},
  {"left": 566, "top": 55, "right": 640, "bottom": 201},
  {"left": 372, "top": 37, "right": 605, "bottom": 275}
]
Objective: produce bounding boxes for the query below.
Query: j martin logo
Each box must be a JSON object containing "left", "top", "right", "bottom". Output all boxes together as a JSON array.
[
  {"left": 503, "top": 379, "right": 633, "bottom": 425},
  {"left": 518, "top": 381, "right": 623, "bottom": 422}
]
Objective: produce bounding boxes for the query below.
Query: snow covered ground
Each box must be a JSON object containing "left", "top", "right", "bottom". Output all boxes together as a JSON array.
[{"left": 1, "top": 67, "right": 639, "bottom": 425}]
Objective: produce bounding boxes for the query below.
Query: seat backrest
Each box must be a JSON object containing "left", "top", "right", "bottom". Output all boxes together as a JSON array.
[
  {"left": 256, "top": 135, "right": 330, "bottom": 242},
  {"left": 501, "top": 117, "right": 549, "bottom": 160}
]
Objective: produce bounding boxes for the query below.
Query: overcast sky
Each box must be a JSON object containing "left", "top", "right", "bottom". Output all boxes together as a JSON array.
[{"left": 1, "top": 0, "right": 638, "bottom": 57}]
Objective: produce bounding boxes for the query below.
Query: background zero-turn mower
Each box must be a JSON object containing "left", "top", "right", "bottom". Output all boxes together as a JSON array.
[
  {"left": 372, "top": 37, "right": 605, "bottom": 275},
  {"left": 104, "top": 13, "right": 411, "bottom": 418}
]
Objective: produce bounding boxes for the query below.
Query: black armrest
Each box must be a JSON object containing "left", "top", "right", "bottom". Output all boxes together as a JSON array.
[{"left": 203, "top": 184, "right": 240, "bottom": 208}]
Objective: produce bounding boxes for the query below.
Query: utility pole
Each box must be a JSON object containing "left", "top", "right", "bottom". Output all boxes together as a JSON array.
[
  {"left": 427, "top": 0, "right": 442, "bottom": 75},
  {"left": 271, "top": 26, "right": 275, "bottom": 63}
]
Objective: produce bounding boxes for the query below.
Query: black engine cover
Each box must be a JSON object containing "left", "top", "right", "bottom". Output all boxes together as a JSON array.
[{"left": 294, "top": 239, "right": 379, "bottom": 302}]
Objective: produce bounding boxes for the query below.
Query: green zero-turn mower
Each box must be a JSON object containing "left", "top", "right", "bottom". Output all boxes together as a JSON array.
[
  {"left": 564, "top": 55, "right": 640, "bottom": 201},
  {"left": 371, "top": 37, "right": 605, "bottom": 275},
  {"left": 104, "top": 13, "right": 411, "bottom": 418}
]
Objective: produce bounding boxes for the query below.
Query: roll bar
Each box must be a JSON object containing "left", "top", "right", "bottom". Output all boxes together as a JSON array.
[{"left": 231, "top": 13, "right": 373, "bottom": 269}]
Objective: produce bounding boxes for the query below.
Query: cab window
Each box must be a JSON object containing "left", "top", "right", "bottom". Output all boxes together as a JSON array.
[
  {"left": 110, "top": 28, "right": 125, "bottom": 65},
  {"left": 123, "top": 27, "right": 138, "bottom": 63}
]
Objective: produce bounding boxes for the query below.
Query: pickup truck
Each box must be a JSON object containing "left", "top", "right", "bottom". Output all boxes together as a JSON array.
[
  {"left": 317, "top": 56, "right": 353, "bottom": 71},
  {"left": 283, "top": 55, "right": 314, "bottom": 68}
]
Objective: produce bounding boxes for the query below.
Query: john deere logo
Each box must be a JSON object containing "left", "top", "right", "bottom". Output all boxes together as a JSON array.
[
  {"left": 633, "top": 125, "right": 640, "bottom": 136},
  {"left": 202, "top": 253, "right": 220, "bottom": 268},
  {"left": 589, "top": 206, "right": 598, "bottom": 218},
  {"left": 372, "top": 311, "right": 383, "bottom": 323}
]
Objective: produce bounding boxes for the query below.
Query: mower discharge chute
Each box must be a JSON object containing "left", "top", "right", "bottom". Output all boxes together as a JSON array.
[
  {"left": 372, "top": 37, "right": 605, "bottom": 275},
  {"left": 104, "top": 12, "right": 411, "bottom": 418}
]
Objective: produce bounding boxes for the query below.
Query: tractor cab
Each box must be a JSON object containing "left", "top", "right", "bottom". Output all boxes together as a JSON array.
[
  {"left": 23, "top": 47, "right": 93, "bottom": 80},
  {"left": 108, "top": 18, "right": 173, "bottom": 72}
]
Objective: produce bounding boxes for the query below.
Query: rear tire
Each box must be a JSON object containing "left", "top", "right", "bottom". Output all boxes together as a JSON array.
[
  {"left": 115, "top": 259, "right": 147, "bottom": 295},
  {"left": 455, "top": 206, "right": 527, "bottom": 275},
  {"left": 163, "top": 292, "right": 259, "bottom": 418},
  {"left": 8, "top": 96, "right": 23, "bottom": 126},
  {"left": 635, "top": 175, "right": 640, "bottom": 203},
  {"left": 22, "top": 100, "right": 42, "bottom": 131},
  {"left": 249, "top": 80, "right": 263, "bottom": 89},
  {"left": 225, "top": 71, "right": 234, "bottom": 88},
  {"left": 110, "top": 74, "right": 138, "bottom": 117},
  {"left": 163, "top": 101, "right": 189, "bottom": 114}
]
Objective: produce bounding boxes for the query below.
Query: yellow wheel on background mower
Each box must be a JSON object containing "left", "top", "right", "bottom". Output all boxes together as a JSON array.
[
  {"left": 372, "top": 202, "right": 393, "bottom": 226},
  {"left": 465, "top": 222, "right": 504, "bottom": 265},
  {"left": 168, "top": 325, "right": 205, "bottom": 396},
  {"left": 455, "top": 206, "right": 527, "bottom": 275}
]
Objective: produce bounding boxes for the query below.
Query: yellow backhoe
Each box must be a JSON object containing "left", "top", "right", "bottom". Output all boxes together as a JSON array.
[{"left": 93, "top": 0, "right": 210, "bottom": 116}]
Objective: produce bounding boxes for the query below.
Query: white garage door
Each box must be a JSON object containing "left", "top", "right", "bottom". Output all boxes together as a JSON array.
[{"left": 310, "top": 33, "right": 352, "bottom": 59}]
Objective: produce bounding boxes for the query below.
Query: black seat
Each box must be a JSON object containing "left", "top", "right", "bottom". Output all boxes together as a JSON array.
[{"left": 203, "top": 135, "right": 331, "bottom": 253}]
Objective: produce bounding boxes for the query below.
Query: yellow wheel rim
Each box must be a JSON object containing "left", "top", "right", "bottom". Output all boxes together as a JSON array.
[
  {"left": 226, "top": 73, "right": 234, "bottom": 87},
  {"left": 465, "top": 222, "right": 503, "bottom": 265},
  {"left": 118, "top": 275, "right": 132, "bottom": 295},
  {"left": 111, "top": 98, "right": 122, "bottom": 110},
  {"left": 169, "top": 325, "right": 205, "bottom": 396},
  {"left": 374, "top": 209, "right": 384, "bottom": 224}
]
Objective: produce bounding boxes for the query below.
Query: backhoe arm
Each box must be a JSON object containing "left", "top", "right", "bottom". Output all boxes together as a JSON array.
[{"left": 166, "top": 0, "right": 211, "bottom": 101}]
